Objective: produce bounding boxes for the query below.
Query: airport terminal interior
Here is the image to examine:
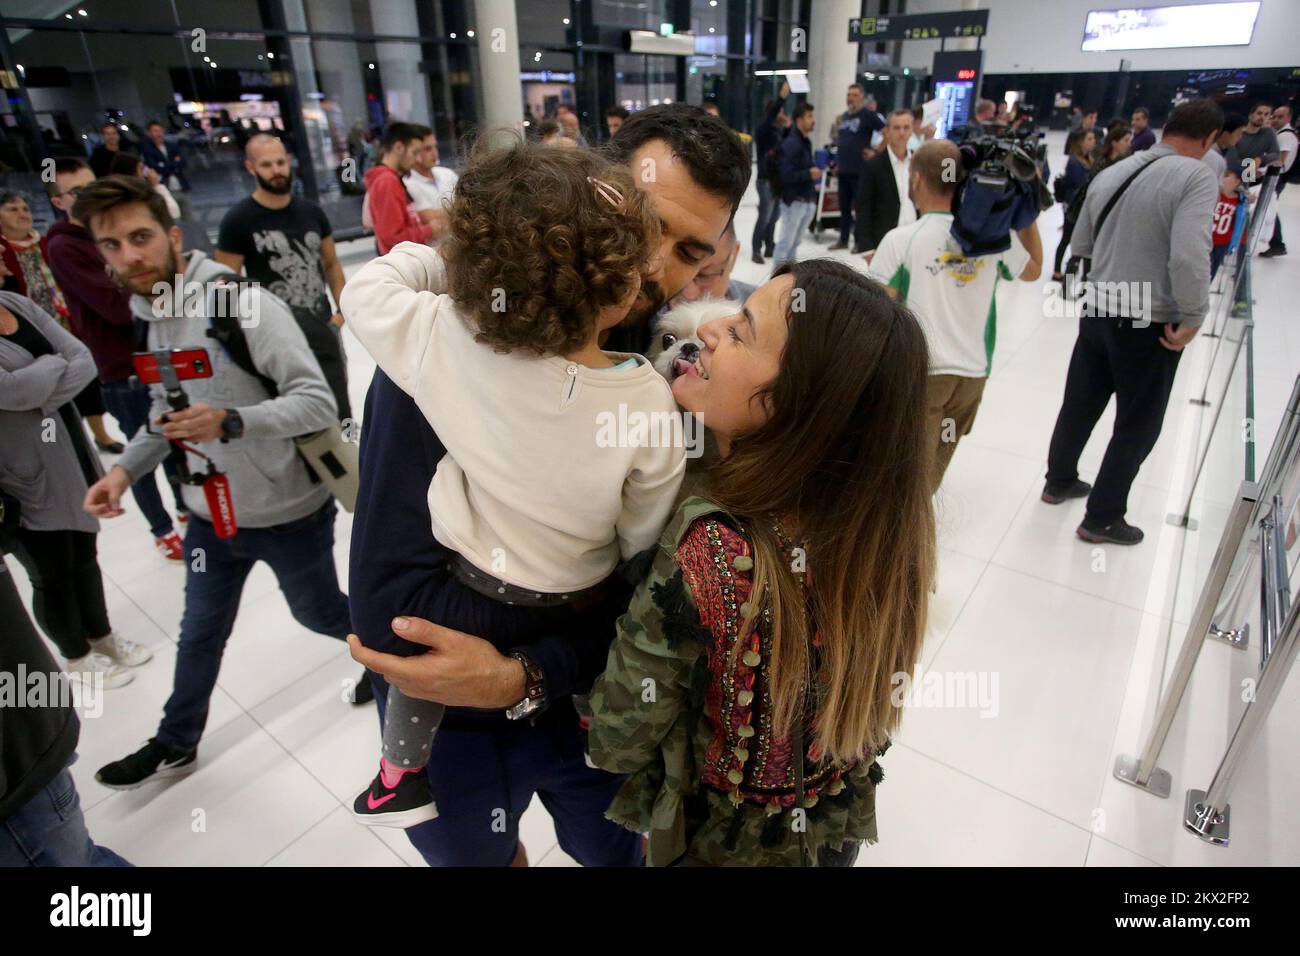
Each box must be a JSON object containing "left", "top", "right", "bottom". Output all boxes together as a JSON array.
[{"left": 2, "top": 0, "right": 1298, "bottom": 868}]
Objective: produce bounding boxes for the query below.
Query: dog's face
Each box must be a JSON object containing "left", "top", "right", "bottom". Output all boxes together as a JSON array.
[{"left": 647, "top": 297, "right": 738, "bottom": 382}]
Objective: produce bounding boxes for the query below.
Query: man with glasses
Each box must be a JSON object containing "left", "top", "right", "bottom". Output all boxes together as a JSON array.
[{"left": 44, "top": 158, "right": 187, "bottom": 562}]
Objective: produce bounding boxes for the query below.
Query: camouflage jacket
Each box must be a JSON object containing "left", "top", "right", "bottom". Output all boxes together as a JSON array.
[{"left": 587, "top": 496, "right": 886, "bottom": 866}]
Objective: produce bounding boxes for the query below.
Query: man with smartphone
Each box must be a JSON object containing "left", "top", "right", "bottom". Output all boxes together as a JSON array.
[{"left": 76, "top": 175, "right": 371, "bottom": 792}]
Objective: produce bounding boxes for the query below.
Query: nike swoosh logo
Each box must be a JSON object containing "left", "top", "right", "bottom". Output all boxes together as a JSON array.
[
  {"left": 159, "top": 756, "right": 189, "bottom": 770},
  {"left": 367, "top": 792, "right": 398, "bottom": 810}
]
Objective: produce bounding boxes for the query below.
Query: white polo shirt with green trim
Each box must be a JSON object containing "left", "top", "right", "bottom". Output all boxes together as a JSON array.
[{"left": 867, "top": 211, "right": 1029, "bottom": 378}]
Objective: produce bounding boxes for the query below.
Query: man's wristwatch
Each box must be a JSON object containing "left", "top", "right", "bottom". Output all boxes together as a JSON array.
[
  {"left": 505, "top": 649, "right": 546, "bottom": 720},
  {"left": 219, "top": 408, "right": 244, "bottom": 443}
]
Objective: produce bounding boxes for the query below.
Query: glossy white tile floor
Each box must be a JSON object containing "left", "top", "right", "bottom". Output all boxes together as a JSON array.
[{"left": 15, "top": 141, "right": 1300, "bottom": 866}]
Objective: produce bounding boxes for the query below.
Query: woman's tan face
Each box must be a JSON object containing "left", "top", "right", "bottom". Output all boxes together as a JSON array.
[
  {"left": 671, "top": 274, "right": 791, "bottom": 444},
  {"left": 0, "top": 199, "right": 33, "bottom": 237}
]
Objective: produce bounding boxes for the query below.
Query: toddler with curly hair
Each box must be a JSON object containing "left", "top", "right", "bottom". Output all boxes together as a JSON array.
[{"left": 340, "top": 141, "right": 685, "bottom": 827}]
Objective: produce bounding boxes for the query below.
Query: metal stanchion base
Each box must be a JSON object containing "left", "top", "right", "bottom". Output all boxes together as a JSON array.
[
  {"left": 1202, "top": 332, "right": 1221, "bottom": 339},
  {"left": 1113, "top": 754, "right": 1172, "bottom": 798},
  {"left": 1184, "top": 790, "right": 1230, "bottom": 846},
  {"left": 1166, "top": 512, "right": 1200, "bottom": 530},
  {"left": 1189, "top": 398, "right": 1212, "bottom": 407},
  {"left": 1208, "top": 621, "right": 1249, "bottom": 649}
]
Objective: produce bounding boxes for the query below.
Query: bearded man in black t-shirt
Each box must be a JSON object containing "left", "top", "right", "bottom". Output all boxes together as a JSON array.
[{"left": 216, "top": 134, "right": 352, "bottom": 421}]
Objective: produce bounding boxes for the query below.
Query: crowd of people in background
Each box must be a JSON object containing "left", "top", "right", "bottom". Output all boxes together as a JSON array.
[{"left": 1, "top": 76, "right": 1295, "bottom": 868}]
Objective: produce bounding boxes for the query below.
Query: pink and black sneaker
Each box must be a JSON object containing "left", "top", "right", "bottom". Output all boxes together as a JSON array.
[{"left": 352, "top": 764, "right": 438, "bottom": 828}]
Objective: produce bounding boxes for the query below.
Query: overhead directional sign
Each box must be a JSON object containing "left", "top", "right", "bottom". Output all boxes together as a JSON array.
[{"left": 849, "top": 10, "right": 989, "bottom": 43}]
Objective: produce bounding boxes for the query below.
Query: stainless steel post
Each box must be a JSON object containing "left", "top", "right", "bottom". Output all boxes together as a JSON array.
[
  {"left": 1185, "top": 567, "right": 1300, "bottom": 846},
  {"left": 1115, "top": 482, "right": 1259, "bottom": 796}
]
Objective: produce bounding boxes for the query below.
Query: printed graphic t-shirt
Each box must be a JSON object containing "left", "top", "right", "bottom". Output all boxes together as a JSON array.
[
  {"left": 869, "top": 211, "right": 1029, "bottom": 378},
  {"left": 217, "top": 196, "right": 335, "bottom": 326},
  {"left": 1211, "top": 192, "right": 1240, "bottom": 247}
]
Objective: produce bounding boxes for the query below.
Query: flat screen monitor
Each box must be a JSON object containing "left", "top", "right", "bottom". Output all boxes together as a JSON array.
[{"left": 1081, "top": 2, "right": 1261, "bottom": 51}]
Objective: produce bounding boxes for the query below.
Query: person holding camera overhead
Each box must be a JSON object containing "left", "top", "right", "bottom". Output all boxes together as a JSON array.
[
  {"left": 868, "top": 140, "right": 1042, "bottom": 490},
  {"left": 76, "top": 175, "right": 372, "bottom": 793}
]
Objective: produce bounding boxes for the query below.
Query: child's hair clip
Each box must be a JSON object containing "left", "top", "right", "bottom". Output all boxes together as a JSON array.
[{"left": 587, "top": 176, "right": 625, "bottom": 209}]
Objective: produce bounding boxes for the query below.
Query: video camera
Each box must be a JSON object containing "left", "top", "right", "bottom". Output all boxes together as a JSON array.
[
  {"left": 948, "top": 125, "right": 1054, "bottom": 256},
  {"left": 132, "top": 347, "right": 238, "bottom": 539}
]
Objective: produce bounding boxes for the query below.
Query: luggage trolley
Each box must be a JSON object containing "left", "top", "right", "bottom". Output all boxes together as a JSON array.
[{"left": 810, "top": 147, "right": 840, "bottom": 241}]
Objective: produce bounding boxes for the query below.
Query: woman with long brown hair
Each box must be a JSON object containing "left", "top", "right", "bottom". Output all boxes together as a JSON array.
[
  {"left": 1053, "top": 122, "right": 1132, "bottom": 282},
  {"left": 587, "top": 259, "right": 936, "bottom": 866}
]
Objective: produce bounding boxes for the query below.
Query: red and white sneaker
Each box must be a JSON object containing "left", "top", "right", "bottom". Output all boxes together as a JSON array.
[
  {"left": 176, "top": 511, "right": 190, "bottom": 524},
  {"left": 155, "top": 532, "right": 184, "bottom": 561}
]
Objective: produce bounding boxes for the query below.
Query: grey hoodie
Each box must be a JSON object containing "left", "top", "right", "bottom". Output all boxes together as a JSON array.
[{"left": 117, "top": 250, "right": 336, "bottom": 528}]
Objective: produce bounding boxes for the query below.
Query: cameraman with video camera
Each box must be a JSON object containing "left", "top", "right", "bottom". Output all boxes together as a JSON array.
[
  {"left": 869, "top": 139, "right": 1042, "bottom": 489},
  {"left": 77, "top": 175, "right": 371, "bottom": 793}
]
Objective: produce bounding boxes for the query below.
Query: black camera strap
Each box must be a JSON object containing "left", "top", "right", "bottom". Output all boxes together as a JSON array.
[
  {"left": 1068, "top": 155, "right": 1166, "bottom": 302},
  {"left": 1090, "top": 154, "right": 1167, "bottom": 247}
]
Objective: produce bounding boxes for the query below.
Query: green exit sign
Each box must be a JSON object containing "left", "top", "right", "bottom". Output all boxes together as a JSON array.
[{"left": 660, "top": 22, "right": 674, "bottom": 36}]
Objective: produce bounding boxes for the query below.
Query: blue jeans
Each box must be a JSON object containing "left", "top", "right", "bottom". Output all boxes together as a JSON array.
[
  {"left": 772, "top": 199, "right": 817, "bottom": 266},
  {"left": 100, "top": 380, "right": 185, "bottom": 538},
  {"left": 751, "top": 178, "right": 781, "bottom": 256},
  {"left": 371, "top": 674, "right": 642, "bottom": 867},
  {"left": 0, "top": 761, "right": 131, "bottom": 866},
  {"left": 155, "top": 500, "right": 350, "bottom": 751}
]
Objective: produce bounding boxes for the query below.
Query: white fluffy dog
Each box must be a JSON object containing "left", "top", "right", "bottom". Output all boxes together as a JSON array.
[{"left": 645, "top": 297, "right": 739, "bottom": 383}]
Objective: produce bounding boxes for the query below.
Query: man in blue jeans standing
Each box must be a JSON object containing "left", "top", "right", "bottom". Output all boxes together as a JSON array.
[
  {"left": 830, "top": 84, "right": 883, "bottom": 252},
  {"left": 0, "top": 556, "right": 129, "bottom": 866},
  {"left": 73, "top": 175, "right": 371, "bottom": 790},
  {"left": 773, "top": 102, "right": 821, "bottom": 266},
  {"left": 347, "top": 104, "right": 751, "bottom": 866}
]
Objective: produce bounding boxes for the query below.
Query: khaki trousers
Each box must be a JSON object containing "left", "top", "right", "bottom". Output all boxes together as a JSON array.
[{"left": 926, "top": 374, "right": 987, "bottom": 491}]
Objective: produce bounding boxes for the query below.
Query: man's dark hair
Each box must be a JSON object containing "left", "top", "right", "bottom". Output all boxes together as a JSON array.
[
  {"left": 602, "top": 103, "right": 751, "bottom": 215},
  {"left": 605, "top": 105, "right": 629, "bottom": 120},
  {"left": 1251, "top": 100, "right": 1273, "bottom": 113},
  {"left": 1163, "top": 98, "right": 1225, "bottom": 141},
  {"left": 1221, "top": 112, "right": 1247, "bottom": 135},
  {"left": 1132, "top": 106, "right": 1150, "bottom": 119},
  {"left": 407, "top": 123, "right": 433, "bottom": 140},
  {"left": 108, "top": 151, "right": 144, "bottom": 177},
  {"left": 1082, "top": 106, "right": 1098, "bottom": 117},
  {"left": 848, "top": 83, "right": 865, "bottom": 95},
  {"left": 792, "top": 102, "right": 815, "bottom": 122},
  {"left": 100, "top": 121, "right": 117, "bottom": 132},
  {"left": 44, "top": 157, "right": 90, "bottom": 198},
  {"left": 147, "top": 119, "right": 165, "bottom": 130},
  {"left": 72, "top": 173, "right": 174, "bottom": 233},
  {"left": 380, "top": 121, "right": 423, "bottom": 152}
]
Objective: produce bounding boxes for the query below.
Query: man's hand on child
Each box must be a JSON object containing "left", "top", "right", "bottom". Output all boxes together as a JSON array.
[{"left": 347, "top": 617, "right": 527, "bottom": 709}]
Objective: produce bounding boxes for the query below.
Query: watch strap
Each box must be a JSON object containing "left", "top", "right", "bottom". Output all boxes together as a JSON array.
[{"left": 506, "top": 649, "right": 546, "bottom": 719}]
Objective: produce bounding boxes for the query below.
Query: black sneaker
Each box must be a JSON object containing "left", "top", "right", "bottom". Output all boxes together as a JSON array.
[
  {"left": 828, "top": 241, "right": 849, "bottom": 251},
  {"left": 352, "top": 765, "right": 438, "bottom": 828},
  {"left": 96, "top": 738, "right": 197, "bottom": 790},
  {"left": 1259, "top": 245, "right": 1287, "bottom": 258},
  {"left": 1041, "top": 479, "right": 1092, "bottom": 505},
  {"left": 350, "top": 668, "right": 374, "bottom": 705},
  {"left": 95, "top": 439, "right": 125, "bottom": 455},
  {"left": 751, "top": 252, "right": 765, "bottom": 265},
  {"left": 1077, "top": 519, "right": 1144, "bottom": 546}
]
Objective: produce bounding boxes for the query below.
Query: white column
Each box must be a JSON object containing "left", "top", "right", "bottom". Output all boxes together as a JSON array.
[
  {"left": 473, "top": 0, "right": 524, "bottom": 146},
  {"left": 808, "top": 0, "right": 860, "bottom": 136},
  {"left": 306, "top": 0, "right": 369, "bottom": 137},
  {"left": 369, "top": 0, "right": 432, "bottom": 125}
]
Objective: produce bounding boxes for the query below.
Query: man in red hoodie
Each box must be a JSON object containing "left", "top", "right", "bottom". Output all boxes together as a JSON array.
[
  {"left": 363, "top": 122, "right": 445, "bottom": 255},
  {"left": 45, "top": 158, "right": 186, "bottom": 561}
]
